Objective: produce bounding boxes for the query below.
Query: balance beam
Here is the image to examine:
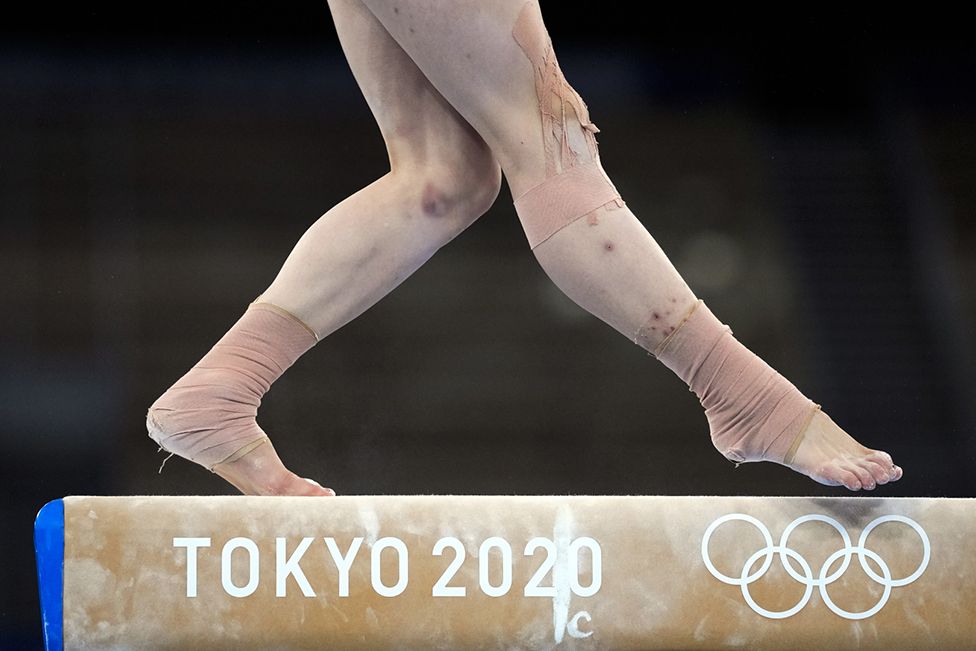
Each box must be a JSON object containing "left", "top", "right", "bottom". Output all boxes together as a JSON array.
[{"left": 35, "top": 495, "right": 973, "bottom": 650}]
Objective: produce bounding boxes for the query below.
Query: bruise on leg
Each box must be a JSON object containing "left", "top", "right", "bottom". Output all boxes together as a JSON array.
[
  {"left": 511, "top": 0, "right": 625, "bottom": 249},
  {"left": 420, "top": 181, "right": 451, "bottom": 217}
]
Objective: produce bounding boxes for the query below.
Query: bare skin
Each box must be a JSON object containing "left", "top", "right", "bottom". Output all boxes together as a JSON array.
[
  {"left": 211, "top": 441, "right": 336, "bottom": 496},
  {"left": 189, "top": 0, "right": 900, "bottom": 494},
  {"left": 788, "top": 410, "right": 902, "bottom": 491},
  {"left": 187, "top": 0, "right": 500, "bottom": 496}
]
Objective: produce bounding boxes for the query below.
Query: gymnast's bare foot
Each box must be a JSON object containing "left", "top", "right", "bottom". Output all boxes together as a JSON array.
[
  {"left": 784, "top": 409, "right": 902, "bottom": 491},
  {"left": 211, "top": 440, "right": 336, "bottom": 497}
]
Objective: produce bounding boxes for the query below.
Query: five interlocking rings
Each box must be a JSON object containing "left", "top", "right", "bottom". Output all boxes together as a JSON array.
[{"left": 700, "top": 513, "right": 930, "bottom": 620}]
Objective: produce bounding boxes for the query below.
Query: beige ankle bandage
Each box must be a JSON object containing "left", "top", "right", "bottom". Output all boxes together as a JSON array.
[
  {"left": 146, "top": 300, "right": 318, "bottom": 471},
  {"left": 652, "top": 300, "right": 821, "bottom": 465},
  {"left": 511, "top": 0, "right": 625, "bottom": 249}
]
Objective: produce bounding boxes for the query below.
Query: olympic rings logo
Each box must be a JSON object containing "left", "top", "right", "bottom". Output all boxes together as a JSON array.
[{"left": 701, "top": 513, "right": 930, "bottom": 620}]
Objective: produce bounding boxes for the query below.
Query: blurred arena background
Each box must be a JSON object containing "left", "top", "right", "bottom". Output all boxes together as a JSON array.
[{"left": 1, "top": 2, "right": 973, "bottom": 647}]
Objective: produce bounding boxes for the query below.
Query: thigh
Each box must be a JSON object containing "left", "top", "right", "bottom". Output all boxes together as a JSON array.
[
  {"left": 359, "top": 0, "right": 596, "bottom": 196},
  {"left": 327, "top": 0, "right": 495, "bottom": 173}
]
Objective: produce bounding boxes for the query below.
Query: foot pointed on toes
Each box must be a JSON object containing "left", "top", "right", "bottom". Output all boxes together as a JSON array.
[
  {"left": 210, "top": 442, "right": 335, "bottom": 496},
  {"left": 782, "top": 409, "right": 902, "bottom": 491},
  {"left": 858, "top": 453, "right": 897, "bottom": 486},
  {"left": 299, "top": 478, "right": 336, "bottom": 497},
  {"left": 844, "top": 460, "right": 878, "bottom": 491},
  {"left": 230, "top": 469, "right": 336, "bottom": 497},
  {"left": 809, "top": 462, "right": 860, "bottom": 491}
]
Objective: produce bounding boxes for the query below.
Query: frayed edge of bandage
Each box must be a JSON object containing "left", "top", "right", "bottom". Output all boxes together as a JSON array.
[
  {"left": 719, "top": 400, "right": 821, "bottom": 469},
  {"left": 513, "top": 0, "right": 602, "bottom": 178},
  {"left": 152, "top": 438, "right": 269, "bottom": 475},
  {"left": 585, "top": 197, "right": 626, "bottom": 227},
  {"left": 156, "top": 446, "right": 175, "bottom": 474},
  {"left": 510, "top": 2, "right": 627, "bottom": 250},
  {"left": 148, "top": 410, "right": 175, "bottom": 474},
  {"left": 150, "top": 416, "right": 270, "bottom": 476}
]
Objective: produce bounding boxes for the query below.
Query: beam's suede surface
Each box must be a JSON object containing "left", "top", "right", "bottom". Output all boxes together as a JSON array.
[{"left": 62, "top": 495, "right": 968, "bottom": 650}]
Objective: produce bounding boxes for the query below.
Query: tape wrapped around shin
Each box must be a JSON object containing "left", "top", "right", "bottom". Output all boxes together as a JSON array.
[{"left": 514, "top": 162, "right": 624, "bottom": 249}]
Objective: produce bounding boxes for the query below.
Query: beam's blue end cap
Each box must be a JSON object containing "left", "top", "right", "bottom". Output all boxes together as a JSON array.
[{"left": 34, "top": 499, "right": 64, "bottom": 651}]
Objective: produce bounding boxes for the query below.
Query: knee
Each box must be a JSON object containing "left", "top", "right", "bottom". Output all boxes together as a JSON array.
[
  {"left": 426, "top": 163, "right": 502, "bottom": 222},
  {"left": 398, "top": 154, "right": 502, "bottom": 229}
]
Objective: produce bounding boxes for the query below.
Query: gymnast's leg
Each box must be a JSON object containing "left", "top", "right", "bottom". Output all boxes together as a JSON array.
[
  {"left": 145, "top": 0, "right": 502, "bottom": 495},
  {"left": 360, "top": 0, "right": 901, "bottom": 491}
]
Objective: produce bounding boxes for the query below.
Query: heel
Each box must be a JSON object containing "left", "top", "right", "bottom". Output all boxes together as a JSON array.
[{"left": 145, "top": 406, "right": 270, "bottom": 474}]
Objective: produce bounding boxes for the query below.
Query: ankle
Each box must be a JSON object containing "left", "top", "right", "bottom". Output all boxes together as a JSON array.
[
  {"left": 652, "top": 299, "right": 820, "bottom": 464},
  {"left": 146, "top": 301, "right": 319, "bottom": 469}
]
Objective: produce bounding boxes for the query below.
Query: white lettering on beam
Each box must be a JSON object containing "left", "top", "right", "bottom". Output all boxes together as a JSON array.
[
  {"left": 171, "top": 535, "right": 603, "bottom": 608},
  {"left": 371, "top": 537, "right": 409, "bottom": 597},
  {"left": 173, "top": 537, "right": 211, "bottom": 598},
  {"left": 222, "top": 537, "right": 260, "bottom": 598},
  {"left": 276, "top": 537, "right": 316, "bottom": 598},
  {"left": 324, "top": 536, "right": 364, "bottom": 598}
]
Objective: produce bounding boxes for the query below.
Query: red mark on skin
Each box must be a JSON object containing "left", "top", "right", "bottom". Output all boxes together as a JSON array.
[
  {"left": 650, "top": 326, "right": 657, "bottom": 331},
  {"left": 604, "top": 241, "right": 614, "bottom": 251},
  {"left": 652, "top": 311, "right": 660, "bottom": 320},
  {"left": 670, "top": 297, "right": 677, "bottom": 303}
]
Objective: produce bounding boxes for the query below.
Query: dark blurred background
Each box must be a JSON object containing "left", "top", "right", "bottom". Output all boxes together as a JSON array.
[{"left": 2, "top": 2, "right": 974, "bottom": 647}]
